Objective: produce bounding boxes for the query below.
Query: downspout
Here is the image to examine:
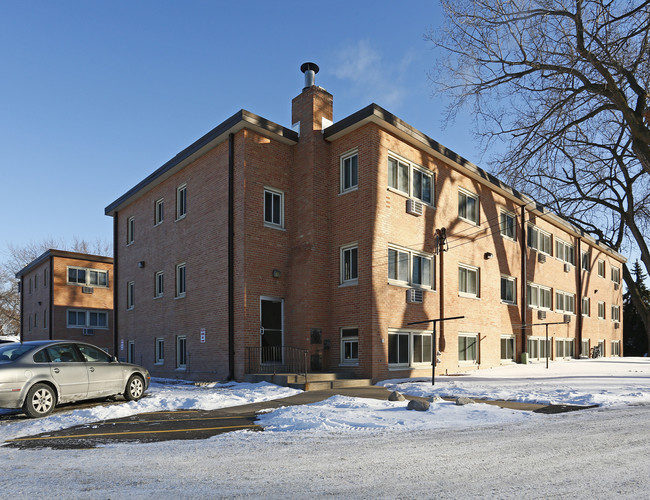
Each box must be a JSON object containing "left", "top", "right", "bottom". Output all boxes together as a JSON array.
[
  {"left": 18, "top": 277, "right": 24, "bottom": 342},
  {"left": 228, "top": 133, "right": 235, "bottom": 379},
  {"left": 49, "top": 257, "right": 54, "bottom": 340},
  {"left": 520, "top": 205, "right": 527, "bottom": 360},
  {"left": 576, "top": 239, "right": 583, "bottom": 357},
  {"left": 113, "top": 212, "right": 119, "bottom": 356}
]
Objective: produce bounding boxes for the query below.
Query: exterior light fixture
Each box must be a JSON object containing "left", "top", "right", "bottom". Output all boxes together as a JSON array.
[
  {"left": 138, "top": 261, "right": 145, "bottom": 268},
  {"left": 484, "top": 252, "right": 494, "bottom": 260},
  {"left": 272, "top": 269, "right": 281, "bottom": 278}
]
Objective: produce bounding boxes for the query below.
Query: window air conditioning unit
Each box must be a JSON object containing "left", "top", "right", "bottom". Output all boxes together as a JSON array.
[
  {"left": 538, "top": 253, "right": 546, "bottom": 263},
  {"left": 563, "top": 314, "right": 572, "bottom": 324},
  {"left": 82, "top": 286, "right": 94, "bottom": 294},
  {"left": 537, "top": 310, "right": 547, "bottom": 320},
  {"left": 406, "top": 199, "right": 423, "bottom": 217},
  {"left": 614, "top": 283, "right": 619, "bottom": 291},
  {"left": 83, "top": 328, "right": 94, "bottom": 336},
  {"left": 564, "top": 263, "right": 571, "bottom": 273},
  {"left": 614, "top": 322, "right": 620, "bottom": 329},
  {"left": 407, "top": 288, "right": 424, "bottom": 303}
]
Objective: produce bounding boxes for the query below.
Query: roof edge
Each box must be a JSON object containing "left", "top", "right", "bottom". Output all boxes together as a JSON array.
[{"left": 15, "top": 249, "right": 114, "bottom": 278}]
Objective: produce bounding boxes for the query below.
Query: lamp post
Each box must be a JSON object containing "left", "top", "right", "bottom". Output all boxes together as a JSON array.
[{"left": 407, "top": 316, "right": 464, "bottom": 385}]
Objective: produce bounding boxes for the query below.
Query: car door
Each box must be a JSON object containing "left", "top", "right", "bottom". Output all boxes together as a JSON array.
[
  {"left": 46, "top": 344, "right": 89, "bottom": 403},
  {"left": 76, "top": 344, "right": 124, "bottom": 398}
]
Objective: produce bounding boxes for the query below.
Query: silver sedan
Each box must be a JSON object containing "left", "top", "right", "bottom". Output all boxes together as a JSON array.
[{"left": 0, "top": 340, "right": 150, "bottom": 418}]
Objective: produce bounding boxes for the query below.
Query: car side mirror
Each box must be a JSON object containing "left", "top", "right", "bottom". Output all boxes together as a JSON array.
[{"left": 111, "top": 356, "right": 118, "bottom": 363}]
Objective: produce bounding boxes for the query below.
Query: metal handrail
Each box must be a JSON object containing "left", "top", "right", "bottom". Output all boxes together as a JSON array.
[{"left": 245, "top": 346, "right": 308, "bottom": 381}]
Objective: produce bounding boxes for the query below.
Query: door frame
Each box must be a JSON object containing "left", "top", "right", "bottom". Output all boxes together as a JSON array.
[{"left": 259, "top": 296, "right": 284, "bottom": 363}]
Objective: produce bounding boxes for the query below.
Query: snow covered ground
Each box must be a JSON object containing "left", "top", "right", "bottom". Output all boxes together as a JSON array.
[{"left": 1, "top": 358, "right": 649, "bottom": 499}]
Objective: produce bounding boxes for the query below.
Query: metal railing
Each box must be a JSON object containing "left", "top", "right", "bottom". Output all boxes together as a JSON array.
[{"left": 245, "top": 346, "right": 308, "bottom": 379}]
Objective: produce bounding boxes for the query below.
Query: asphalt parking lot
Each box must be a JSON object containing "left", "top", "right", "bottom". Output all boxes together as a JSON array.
[{"left": 2, "top": 387, "right": 597, "bottom": 450}]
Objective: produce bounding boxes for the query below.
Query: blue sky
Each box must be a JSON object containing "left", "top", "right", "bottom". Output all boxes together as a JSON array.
[{"left": 0, "top": 1, "right": 484, "bottom": 257}]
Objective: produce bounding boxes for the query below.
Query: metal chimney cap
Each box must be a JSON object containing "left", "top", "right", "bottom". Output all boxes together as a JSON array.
[{"left": 300, "top": 62, "right": 319, "bottom": 74}]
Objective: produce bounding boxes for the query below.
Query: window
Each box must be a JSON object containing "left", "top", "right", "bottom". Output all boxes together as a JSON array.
[
  {"left": 176, "top": 336, "right": 187, "bottom": 369},
  {"left": 67, "top": 309, "right": 109, "bottom": 328},
  {"left": 387, "top": 155, "right": 434, "bottom": 205},
  {"left": 155, "top": 271, "right": 164, "bottom": 298},
  {"left": 155, "top": 198, "right": 164, "bottom": 226},
  {"left": 388, "top": 248, "right": 409, "bottom": 283},
  {"left": 581, "top": 251, "right": 590, "bottom": 272},
  {"left": 126, "top": 216, "right": 135, "bottom": 245},
  {"left": 388, "top": 330, "right": 432, "bottom": 367},
  {"left": 598, "top": 301, "right": 606, "bottom": 320},
  {"left": 458, "top": 188, "right": 479, "bottom": 224},
  {"left": 88, "top": 311, "right": 108, "bottom": 328},
  {"left": 611, "top": 305, "right": 620, "bottom": 323},
  {"left": 500, "top": 211, "right": 516, "bottom": 240},
  {"left": 29, "top": 278, "right": 32, "bottom": 294},
  {"left": 43, "top": 308, "right": 47, "bottom": 329},
  {"left": 341, "top": 245, "right": 358, "bottom": 285},
  {"left": 611, "top": 267, "right": 620, "bottom": 284},
  {"left": 528, "top": 337, "right": 551, "bottom": 361},
  {"left": 35, "top": 275, "right": 38, "bottom": 289},
  {"left": 582, "top": 297, "right": 590, "bottom": 317},
  {"left": 459, "top": 264, "right": 479, "bottom": 298},
  {"left": 341, "top": 328, "right": 359, "bottom": 364},
  {"left": 176, "top": 184, "right": 187, "bottom": 220},
  {"left": 127, "top": 341, "right": 135, "bottom": 364},
  {"left": 500, "top": 336, "right": 516, "bottom": 362},
  {"left": 555, "top": 239, "right": 575, "bottom": 266},
  {"left": 597, "top": 260, "right": 605, "bottom": 278},
  {"left": 581, "top": 339, "right": 590, "bottom": 357},
  {"left": 527, "top": 225, "right": 552, "bottom": 255},
  {"left": 43, "top": 268, "right": 48, "bottom": 287},
  {"left": 412, "top": 254, "right": 433, "bottom": 288},
  {"left": 555, "top": 338, "right": 574, "bottom": 359},
  {"left": 176, "top": 263, "right": 186, "bottom": 297},
  {"left": 500, "top": 276, "right": 516, "bottom": 304},
  {"left": 611, "top": 340, "right": 621, "bottom": 357},
  {"left": 126, "top": 281, "right": 135, "bottom": 310},
  {"left": 34, "top": 312, "right": 38, "bottom": 329},
  {"left": 388, "top": 246, "right": 434, "bottom": 288},
  {"left": 340, "top": 152, "right": 358, "bottom": 193},
  {"left": 155, "top": 338, "right": 164, "bottom": 364},
  {"left": 264, "top": 188, "right": 284, "bottom": 228},
  {"left": 458, "top": 333, "right": 478, "bottom": 363},
  {"left": 527, "top": 283, "right": 552, "bottom": 309},
  {"left": 555, "top": 291, "right": 575, "bottom": 314},
  {"left": 67, "top": 267, "right": 109, "bottom": 288}
]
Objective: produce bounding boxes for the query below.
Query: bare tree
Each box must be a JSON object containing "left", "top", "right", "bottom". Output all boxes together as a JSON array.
[{"left": 427, "top": 0, "right": 650, "bottom": 350}]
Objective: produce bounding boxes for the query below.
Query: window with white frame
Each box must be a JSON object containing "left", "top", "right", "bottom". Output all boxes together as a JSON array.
[
  {"left": 611, "top": 304, "right": 620, "bottom": 323},
  {"left": 340, "top": 328, "right": 359, "bottom": 364},
  {"left": 527, "top": 283, "right": 552, "bottom": 309},
  {"left": 126, "top": 281, "right": 135, "bottom": 310},
  {"left": 528, "top": 337, "right": 551, "bottom": 361},
  {"left": 581, "top": 339, "right": 590, "bottom": 357},
  {"left": 264, "top": 188, "right": 284, "bottom": 228},
  {"left": 68, "top": 309, "right": 87, "bottom": 327},
  {"left": 67, "top": 267, "right": 109, "bottom": 288},
  {"left": 176, "top": 184, "right": 187, "bottom": 220},
  {"left": 598, "top": 301, "right": 606, "bottom": 319},
  {"left": 611, "top": 266, "right": 620, "bottom": 284},
  {"left": 582, "top": 297, "right": 590, "bottom": 317},
  {"left": 527, "top": 224, "right": 552, "bottom": 255},
  {"left": 500, "top": 276, "right": 516, "bottom": 304},
  {"left": 340, "top": 151, "right": 358, "bottom": 193},
  {"left": 556, "top": 291, "right": 576, "bottom": 314},
  {"left": 500, "top": 211, "right": 516, "bottom": 240},
  {"left": 155, "top": 338, "right": 164, "bottom": 364},
  {"left": 387, "top": 155, "right": 434, "bottom": 205},
  {"left": 341, "top": 244, "right": 358, "bottom": 285},
  {"left": 67, "top": 309, "right": 109, "bottom": 329},
  {"left": 581, "top": 251, "right": 590, "bottom": 272},
  {"left": 611, "top": 340, "right": 621, "bottom": 357},
  {"left": 176, "top": 336, "right": 187, "bottom": 369},
  {"left": 155, "top": 271, "right": 164, "bottom": 298},
  {"left": 458, "top": 188, "right": 479, "bottom": 224},
  {"left": 555, "top": 338, "right": 574, "bottom": 359},
  {"left": 126, "top": 216, "right": 135, "bottom": 245},
  {"left": 597, "top": 259, "right": 605, "bottom": 278},
  {"left": 500, "top": 335, "right": 516, "bottom": 362},
  {"left": 155, "top": 198, "right": 164, "bottom": 226},
  {"left": 555, "top": 239, "right": 575, "bottom": 266},
  {"left": 459, "top": 264, "right": 479, "bottom": 298},
  {"left": 388, "top": 330, "right": 432, "bottom": 367},
  {"left": 176, "top": 263, "right": 186, "bottom": 297},
  {"left": 458, "top": 333, "right": 479, "bottom": 363},
  {"left": 387, "top": 248, "right": 409, "bottom": 283},
  {"left": 412, "top": 254, "right": 433, "bottom": 288}
]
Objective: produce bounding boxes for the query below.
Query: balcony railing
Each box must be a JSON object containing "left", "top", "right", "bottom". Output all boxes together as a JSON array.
[{"left": 245, "top": 346, "right": 308, "bottom": 378}]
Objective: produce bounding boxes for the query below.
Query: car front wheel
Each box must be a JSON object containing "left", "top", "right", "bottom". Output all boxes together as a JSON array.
[
  {"left": 124, "top": 375, "right": 144, "bottom": 401},
  {"left": 23, "top": 383, "right": 56, "bottom": 418}
]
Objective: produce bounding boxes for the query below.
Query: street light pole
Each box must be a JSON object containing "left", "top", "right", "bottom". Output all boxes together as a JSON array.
[{"left": 408, "top": 316, "right": 464, "bottom": 385}]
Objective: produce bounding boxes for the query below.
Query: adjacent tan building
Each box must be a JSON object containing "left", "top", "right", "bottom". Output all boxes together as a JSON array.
[
  {"left": 16, "top": 250, "right": 114, "bottom": 354},
  {"left": 105, "top": 64, "right": 625, "bottom": 382}
]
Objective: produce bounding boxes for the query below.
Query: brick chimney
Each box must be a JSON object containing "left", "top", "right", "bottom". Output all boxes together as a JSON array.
[{"left": 291, "top": 62, "right": 333, "bottom": 136}]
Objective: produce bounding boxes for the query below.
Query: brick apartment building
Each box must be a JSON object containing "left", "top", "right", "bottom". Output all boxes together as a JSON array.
[
  {"left": 15, "top": 250, "right": 114, "bottom": 354},
  {"left": 105, "top": 63, "right": 625, "bottom": 382}
]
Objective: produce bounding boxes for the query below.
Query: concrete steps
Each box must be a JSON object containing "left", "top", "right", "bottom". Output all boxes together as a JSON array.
[{"left": 244, "top": 372, "right": 373, "bottom": 391}]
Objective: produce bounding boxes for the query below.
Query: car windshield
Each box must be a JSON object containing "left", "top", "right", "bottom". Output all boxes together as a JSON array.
[{"left": 0, "top": 343, "right": 37, "bottom": 362}]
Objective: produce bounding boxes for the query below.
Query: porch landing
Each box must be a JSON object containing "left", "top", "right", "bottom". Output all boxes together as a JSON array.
[{"left": 244, "top": 373, "right": 373, "bottom": 391}]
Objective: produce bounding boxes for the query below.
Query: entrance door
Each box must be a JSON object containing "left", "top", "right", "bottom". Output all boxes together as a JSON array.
[{"left": 260, "top": 298, "right": 283, "bottom": 363}]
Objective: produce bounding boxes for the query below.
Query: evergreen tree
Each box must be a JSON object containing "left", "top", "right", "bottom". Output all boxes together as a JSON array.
[{"left": 623, "top": 261, "right": 649, "bottom": 356}]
